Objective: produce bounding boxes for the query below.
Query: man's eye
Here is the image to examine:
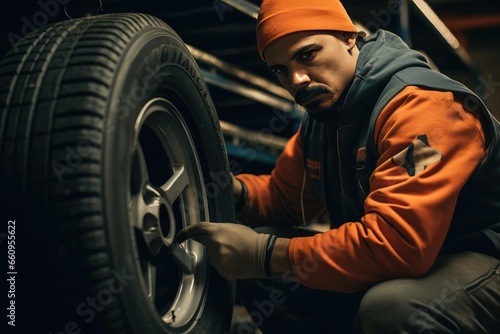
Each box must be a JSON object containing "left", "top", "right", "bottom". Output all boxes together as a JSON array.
[
  {"left": 271, "top": 67, "right": 285, "bottom": 74},
  {"left": 300, "top": 51, "right": 314, "bottom": 60}
]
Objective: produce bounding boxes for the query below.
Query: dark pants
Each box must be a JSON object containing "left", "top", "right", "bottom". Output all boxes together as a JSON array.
[{"left": 234, "top": 227, "right": 500, "bottom": 334}]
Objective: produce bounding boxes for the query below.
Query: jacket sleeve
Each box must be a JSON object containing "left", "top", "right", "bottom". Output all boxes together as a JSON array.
[
  {"left": 235, "top": 129, "right": 325, "bottom": 226},
  {"left": 289, "top": 86, "right": 487, "bottom": 292}
]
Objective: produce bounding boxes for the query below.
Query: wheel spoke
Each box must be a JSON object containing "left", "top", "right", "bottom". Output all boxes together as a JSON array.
[
  {"left": 134, "top": 144, "right": 150, "bottom": 190},
  {"left": 147, "top": 262, "right": 157, "bottom": 302},
  {"left": 130, "top": 184, "right": 161, "bottom": 225},
  {"left": 130, "top": 143, "right": 156, "bottom": 231},
  {"left": 161, "top": 165, "right": 189, "bottom": 204},
  {"left": 130, "top": 183, "right": 165, "bottom": 255},
  {"left": 167, "top": 241, "right": 195, "bottom": 275},
  {"left": 143, "top": 228, "right": 163, "bottom": 255}
]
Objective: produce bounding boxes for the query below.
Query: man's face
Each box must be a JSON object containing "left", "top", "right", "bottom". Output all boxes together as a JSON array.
[{"left": 264, "top": 31, "right": 358, "bottom": 121}]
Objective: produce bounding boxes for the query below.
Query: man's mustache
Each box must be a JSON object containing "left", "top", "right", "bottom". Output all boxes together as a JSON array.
[{"left": 294, "top": 85, "right": 330, "bottom": 105}]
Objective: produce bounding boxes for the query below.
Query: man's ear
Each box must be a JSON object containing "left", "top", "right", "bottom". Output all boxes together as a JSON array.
[
  {"left": 342, "top": 31, "right": 357, "bottom": 50},
  {"left": 333, "top": 31, "right": 357, "bottom": 49}
]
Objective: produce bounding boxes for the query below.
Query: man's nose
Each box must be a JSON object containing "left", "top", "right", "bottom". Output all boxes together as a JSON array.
[{"left": 290, "top": 68, "right": 310, "bottom": 89}]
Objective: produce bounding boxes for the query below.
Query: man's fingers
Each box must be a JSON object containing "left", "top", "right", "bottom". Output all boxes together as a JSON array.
[{"left": 175, "top": 222, "right": 211, "bottom": 243}]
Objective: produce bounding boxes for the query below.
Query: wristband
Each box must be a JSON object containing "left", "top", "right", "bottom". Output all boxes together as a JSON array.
[
  {"left": 264, "top": 235, "right": 278, "bottom": 277},
  {"left": 234, "top": 178, "right": 248, "bottom": 213}
]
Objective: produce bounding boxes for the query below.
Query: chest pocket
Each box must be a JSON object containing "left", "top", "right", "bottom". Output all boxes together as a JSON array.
[{"left": 355, "top": 118, "right": 374, "bottom": 202}]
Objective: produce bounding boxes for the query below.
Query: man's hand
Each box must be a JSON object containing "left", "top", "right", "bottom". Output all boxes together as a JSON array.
[{"left": 176, "top": 222, "right": 270, "bottom": 281}]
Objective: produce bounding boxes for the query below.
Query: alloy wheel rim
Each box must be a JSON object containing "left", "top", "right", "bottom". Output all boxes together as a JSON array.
[{"left": 129, "top": 97, "right": 209, "bottom": 330}]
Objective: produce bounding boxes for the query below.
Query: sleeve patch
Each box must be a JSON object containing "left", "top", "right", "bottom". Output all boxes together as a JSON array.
[
  {"left": 391, "top": 134, "right": 443, "bottom": 176},
  {"left": 307, "top": 158, "right": 322, "bottom": 180}
]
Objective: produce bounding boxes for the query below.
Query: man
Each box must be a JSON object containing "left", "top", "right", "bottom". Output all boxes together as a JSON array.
[{"left": 177, "top": 0, "right": 500, "bottom": 332}]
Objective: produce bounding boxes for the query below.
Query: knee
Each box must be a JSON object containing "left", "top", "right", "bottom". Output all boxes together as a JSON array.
[{"left": 356, "top": 281, "right": 417, "bottom": 334}]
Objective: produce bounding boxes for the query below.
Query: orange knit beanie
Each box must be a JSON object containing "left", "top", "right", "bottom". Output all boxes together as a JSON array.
[{"left": 256, "top": 0, "right": 358, "bottom": 60}]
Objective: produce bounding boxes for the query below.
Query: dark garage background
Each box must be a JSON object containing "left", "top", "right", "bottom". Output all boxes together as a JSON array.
[{"left": 1, "top": 0, "right": 499, "bottom": 173}]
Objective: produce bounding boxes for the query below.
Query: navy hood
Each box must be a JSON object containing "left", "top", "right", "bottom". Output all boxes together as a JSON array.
[{"left": 339, "top": 30, "right": 432, "bottom": 126}]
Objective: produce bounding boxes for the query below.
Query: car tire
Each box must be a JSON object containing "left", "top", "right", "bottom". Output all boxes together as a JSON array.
[{"left": 0, "top": 13, "right": 234, "bottom": 333}]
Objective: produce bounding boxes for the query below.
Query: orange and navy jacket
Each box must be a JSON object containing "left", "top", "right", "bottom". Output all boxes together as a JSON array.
[{"left": 236, "top": 30, "right": 500, "bottom": 292}]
